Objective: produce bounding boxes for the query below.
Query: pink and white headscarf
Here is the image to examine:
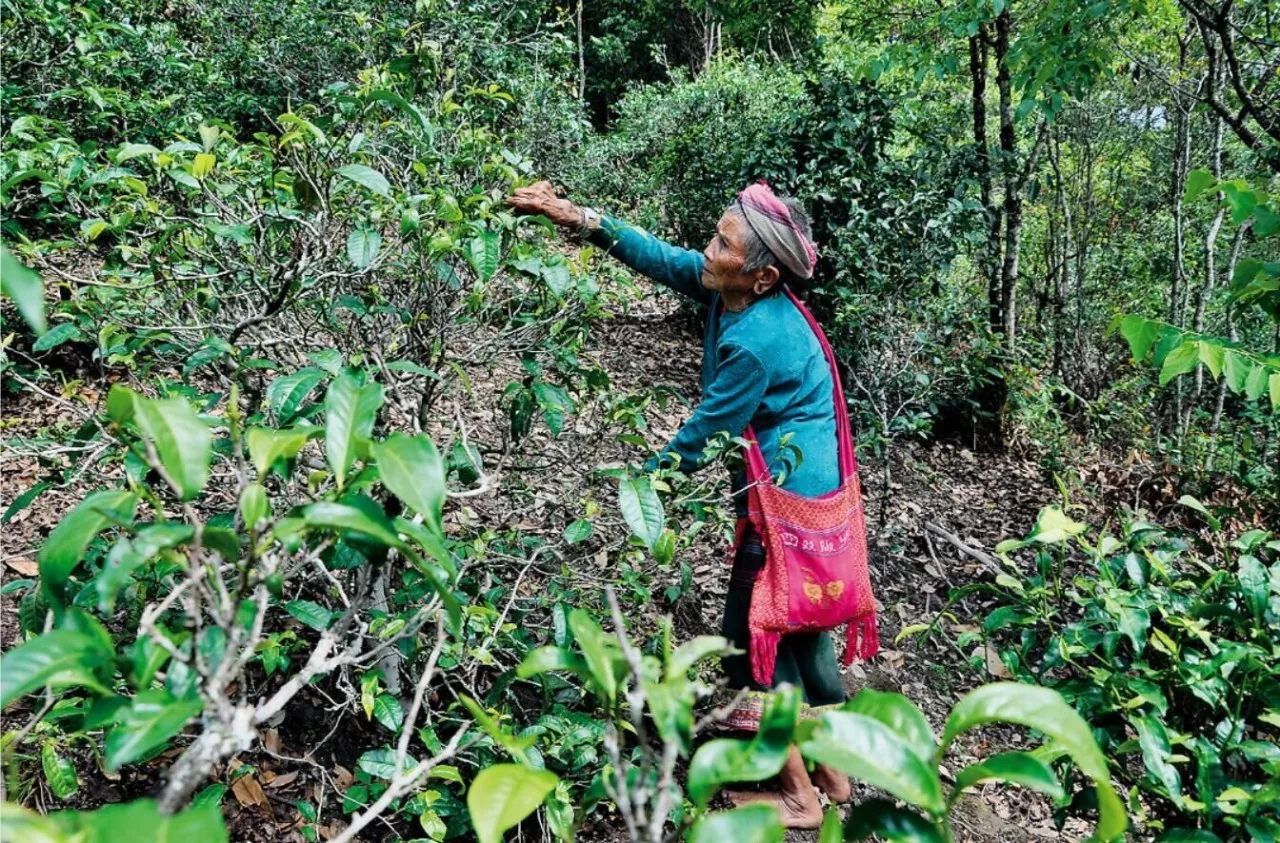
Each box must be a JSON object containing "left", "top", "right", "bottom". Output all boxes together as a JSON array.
[{"left": 735, "top": 180, "right": 818, "bottom": 280}]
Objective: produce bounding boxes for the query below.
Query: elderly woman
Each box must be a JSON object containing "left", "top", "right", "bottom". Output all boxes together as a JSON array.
[{"left": 507, "top": 181, "right": 849, "bottom": 827}]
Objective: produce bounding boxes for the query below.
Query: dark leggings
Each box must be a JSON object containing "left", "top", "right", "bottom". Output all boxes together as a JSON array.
[{"left": 720, "top": 526, "right": 847, "bottom": 706}]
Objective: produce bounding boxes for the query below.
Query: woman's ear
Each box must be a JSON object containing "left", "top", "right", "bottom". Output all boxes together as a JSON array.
[{"left": 753, "top": 265, "right": 780, "bottom": 296}]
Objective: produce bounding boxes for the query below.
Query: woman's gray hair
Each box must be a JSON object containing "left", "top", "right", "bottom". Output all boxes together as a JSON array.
[{"left": 724, "top": 195, "right": 815, "bottom": 283}]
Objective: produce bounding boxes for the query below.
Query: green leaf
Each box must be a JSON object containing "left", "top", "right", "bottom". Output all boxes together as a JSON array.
[
  {"left": 267, "top": 368, "right": 327, "bottom": 420},
  {"left": 193, "top": 152, "right": 215, "bottom": 178},
  {"left": 1118, "top": 315, "right": 1159, "bottom": 361},
  {"left": 357, "top": 747, "right": 413, "bottom": 780},
  {"left": 819, "top": 807, "right": 842, "bottom": 843},
  {"left": 109, "top": 387, "right": 212, "bottom": 500},
  {"left": 467, "top": 764, "right": 558, "bottom": 843},
  {"left": 568, "top": 608, "right": 619, "bottom": 705},
  {"left": 1197, "top": 341, "right": 1224, "bottom": 379},
  {"left": 373, "top": 693, "right": 404, "bottom": 731},
  {"left": 192, "top": 783, "right": 228, "bottom": 809},
  {"left": 301, "top": 501, "right": 404, "bottom": 549},
  {"left": 337, "top": 164, "right": 391, "bottom": 197},
  {"left": 324, "top": 374, "right": 384, "bottom": 490},
  {"left": 1159, "top": 341, "right": 1200, "bottom": 385},
  {"left": 940, "top": 683, "right": 1126, "bottom": 841},
  {"left": 1132, "top": 713, "right": 1181, "bottom": 802},
  {"left": 516, "top": 645, "right": 589, "bottom": 679},
  {"left": 370, "top": 433, "right": 445, "bottom": 532},
  {"left": 285, "top": 600, "right": 335, "bottom": 631},
  {"left": 950, "top": 751, "right": 1064, "bottom": 805},
  {"left": 619, "top": 475, "right": 664, "bottom": 551},
  {"left": 841, "top": 690, "right": 937, "bottom": 764},
  {"left": 38, "top": 490, "right": 138, "bottom": 602},
  {"left": 104, "top": 690, "right": 203, "bottom": 770},
  {"left": 1027, "top": 505, "right": 1086, "bottom": 544},
  {"left": 467, "top": 231, "right": 500, "bottom": 281},
  {"left": 562, "top": 519, "right": 593, "bottom": 544},
  {"left": 800, "top": 710, "right": 945, "bottom": 817},
  {"left": 1270, "top": 372, "right": 1280, "bottom": 410},
  {"left": 42, "top": 742, "right": 79, "bottom": 800},
  {"left": 667, "top": 635, "right": 730, "bottom": 680},
  {"left": 0, "top": 630, "right": 111, "bottom": 707},
  {"left": 1238, "top": 554, "right": 1268, "bottom": 621},
  {"left": 239, "top": 483, "right": 269, "bottom": 529},
  {"left": 247, "top": 427, "right": 314, "bottom": 476},
  {"left": 32, "top": 322, "right": 81, "bottom": 352},
  {"left": 842, "top": 799, "right": 946, "bottom": 842},
  {"left": 687, "top": 804, "right": 784, "bottom": 843},
  {"left": 688, "top": 685, "right": 800, "bottom": 808},
  {"left": 1177, "top": 495, "right": 1221, "bottom": 530},
  {"left": 1, "top": 245, "right": 47, "bottom": 334},
  {"left": 347, "top": 227, "right": 382, "bottom": 269},
  {"left": 1223, "top": 349, "right": 1252, "bottom": 392},
  {"left": 97, "top": 523, "right": 195, "bottom": 611},
  {"left": 1244, "top": 363, "right": 1269, "bottom": 401},
  {"left": 1183, "top": 168, "right": 1216, "bottom": 203},
  {"left": 42, "top": 798, "right": 228, "bottom": 842}
]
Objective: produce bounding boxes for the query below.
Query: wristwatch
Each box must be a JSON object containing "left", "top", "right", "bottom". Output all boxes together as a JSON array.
[{"left": 577, "top": 206, "right": 602, "bottom": 236}]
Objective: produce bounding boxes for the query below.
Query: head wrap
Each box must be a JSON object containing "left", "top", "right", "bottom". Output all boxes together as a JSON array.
[{"left": 735, "top": 180, "right": 818, "bottom": 280}]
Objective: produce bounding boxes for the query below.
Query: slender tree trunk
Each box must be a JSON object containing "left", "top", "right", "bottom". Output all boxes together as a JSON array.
[
  {"left": 576, "top": 0, "right": 586, "bottom": 100},
  {"left": 969, "top": 28, "right": 1001, "bottom": 333}
]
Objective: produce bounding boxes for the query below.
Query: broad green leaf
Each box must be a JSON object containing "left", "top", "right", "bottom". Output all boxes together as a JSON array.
[
  {"left": 1197, "top": 341, "right": 1224, "bottom": 379},
  {"left": 541, "top": 261, "right": 571, "bottom": 297},
  {"left": 266, "top": 368, "right": 326, "bottom": 420},
  {"left": 109, "top": 387, "right": 212, "bottom": 499},
  {"left": 301, "top": 500, "right": 404, "bottom": 549},
  {"left": 800, "top": 710, "right": 945, "bottom": 817},
  {"left": 687, "top": 804, "right": 784, "bottom": 843},
  {"left": 457, "top": 695, "right": 537, "bottom": 762},
  {"left": 516, "top": 645, "right": 589, "bottom": 679},
  {"left": 940, "top": 683, "right": 1125, "bottom": 841},
  {"left": 467, "top": 231, "right": 500, "bottom": 281},
  {"left": 1177, "top": 495, "right": 1221, "bottom": 530},
  {"left": 1027, "top": 505, "right": 1086, "bottom": 544},
  {"left": 841, "top": 689, "right": 937, "bottom": 764},
  {"left": 38, "top": 490, "right": 138, "bottom": 602},
  {"left": 1271, "top": 372, "right": 1280, "bottom": 410},
  {"left": 239, "top": 483, "right": 268, "bottom": 529},
  {"left": 117, "top": 142, "right": 161, "bottom": 162},
  {"left": 373, "top": 693, "right": 404, "bottom": 731},
  {"left": 192, "top": 783, "right": 228, "bottom": 809},
  {"left": 467, "top": 764, "right": 558, "bottom": 843},
  {"left": 618, "top": 475, "right": 664, "bottom": 551},
  {"left": 347, "top": 227, "right": 382, "bottom": 269},
  {"left": 819, "top": 807, "right": 842, "bottom": 843},
  {"left": 371, "top": 433, "right": 445, "bottom": 531},
  {"left": 688, "top": 685, "right": 800, "bottom": 808},
  {"left": 198, "top": 125, "right": 219, "bottom": 151},
  {"left": 1183, "top": 168, "right": 1216, "bottom": 203},
  {"left": 1118, "top": 315, "right": 1159, "bottom": 361},
  {"left": 562, "top": 519, "right": 592, "bottom": 544},
  {"left": 285, "top": 600, "right": 334, "bottom": 631},
  {"left": 667, "top": 635, "right": 730, "bottom": 680},
  {"left": 324, "top": 374, "right": 384, "bottom": 489},
  {"left": 1159, "top": 341, "right": 1200, "bottom": 385},
  {"left": 25, "top": 798, "right": 228, "bottom": 842},
  {"left": 42, "top": 742, "right": 79, "bottom": 800},
  {"left": 0, "top": 630, "right": 112, "bottom": 706},
  {"left": 193, "top": 152, "right": 215, "bottom": 178},
  {"left": 32, "top": 322, "right": 81, "bottom": 352},
  {"left": 1238, "top": 555, "right": 1268, "bottom": 621},
  {"left": 949, "top": 751, "right": 1063, "bottom": 805},
  {"left": 1223, "top": 349, "right": 1252, "bottom": 391},
  {"left": 337, "top": 164, "right": 391, "bottom": 197},
  {"left": 1132, "top": 713, "right": 1182, "bottom": 802},
  {"left": 1244, "top": 363, "right": 1269, "bottom": 401},
  {"left": 568, "top": 609, "right": 619, "bottom": 705},
  {"left": 1, "top": 245, "right": 47, "bottom": 334},
  {"left": 357, "top": 747, "right": 414, "bottom": 780},
  {"left": 842, "top": 799, "right": 946, "bottom": 842},
  {"left": 104, "top": 690, "right": 202, "bottom": 770},
  {"left": 247, "top": 427, "right": 314, "bottom": 476}
]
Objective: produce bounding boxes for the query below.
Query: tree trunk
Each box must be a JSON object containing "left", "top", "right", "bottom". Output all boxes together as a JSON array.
[{"left": 969, "top": 28, "right": 1001, "bottom": 333}]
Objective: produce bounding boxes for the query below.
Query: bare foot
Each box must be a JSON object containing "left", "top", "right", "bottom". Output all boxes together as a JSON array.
[
  {"left": 722, "top": 788, "right": 824, "bottom": 829},
  {"left": 812, "top": 763, "right": 852, "bottom": 803}
]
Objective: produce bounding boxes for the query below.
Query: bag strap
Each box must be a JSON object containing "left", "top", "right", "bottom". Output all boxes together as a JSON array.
[{"left": 743, "top": 287, "right": 857, "bottom": 486}]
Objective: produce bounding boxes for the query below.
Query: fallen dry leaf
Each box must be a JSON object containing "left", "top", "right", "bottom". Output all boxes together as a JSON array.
[
  {"left": 267, "top": 770, "right": 300, "bottom": 789},
  {"left": 4, "top": 558, "right": 38, "bottom": 576},
  {"left": 231, "top": 773, "right": 274, "bottom": 819}
]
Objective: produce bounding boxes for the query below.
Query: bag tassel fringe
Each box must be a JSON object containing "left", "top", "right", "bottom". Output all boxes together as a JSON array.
[{"left": 843, "top": 614, "right": 880, "bottom": 666}]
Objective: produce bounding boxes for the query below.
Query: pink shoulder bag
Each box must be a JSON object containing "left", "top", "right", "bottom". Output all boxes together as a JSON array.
[{"left": 741, "top": 288, "right": 879, "bottom": 686}]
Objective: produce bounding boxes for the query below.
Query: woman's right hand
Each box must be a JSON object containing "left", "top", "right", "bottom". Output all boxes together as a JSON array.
[{"left": 505, "top": 181, "right": 584, "bottom": 229}]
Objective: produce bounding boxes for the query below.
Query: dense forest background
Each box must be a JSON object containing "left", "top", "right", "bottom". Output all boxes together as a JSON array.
[{"left": 0, "top": 0, "right": 1277, "bottom": 841}]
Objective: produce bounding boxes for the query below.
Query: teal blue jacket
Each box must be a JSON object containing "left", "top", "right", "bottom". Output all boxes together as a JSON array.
[{"left": 589, "top": 216, "right": 839, "bottom": 505}]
